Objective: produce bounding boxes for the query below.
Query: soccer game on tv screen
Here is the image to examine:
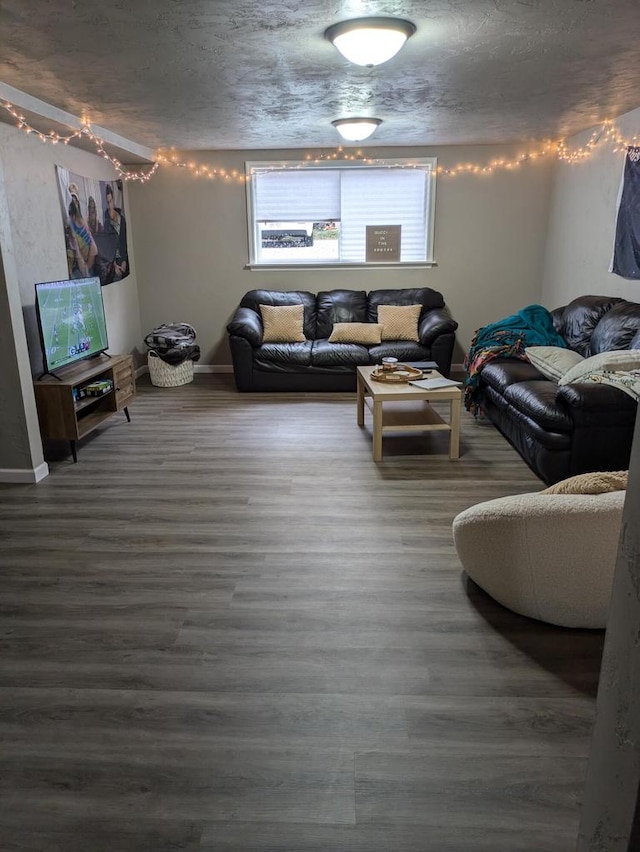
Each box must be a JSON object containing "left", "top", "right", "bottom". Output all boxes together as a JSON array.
[{"left": 36, "top": 277, "right": 109, "bottom": 372}]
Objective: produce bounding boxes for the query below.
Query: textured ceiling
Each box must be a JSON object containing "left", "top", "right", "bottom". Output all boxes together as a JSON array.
[{"left": 1, "top": 0, "right": 640, "bottom": 152}]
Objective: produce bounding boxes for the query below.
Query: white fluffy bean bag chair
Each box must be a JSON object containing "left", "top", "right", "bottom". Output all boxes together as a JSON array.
[{"left": 452, "top": 484, "right": 626, "bottom": 628}]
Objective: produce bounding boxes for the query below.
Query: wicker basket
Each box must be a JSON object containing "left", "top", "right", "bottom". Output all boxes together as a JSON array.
[{"left": 148, "top": 350, "right": 194, "bottom": 387}]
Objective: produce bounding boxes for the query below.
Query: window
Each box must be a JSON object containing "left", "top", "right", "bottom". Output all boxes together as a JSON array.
[{"left": 245, "top": 158, "right": 437, "bottom": 267}]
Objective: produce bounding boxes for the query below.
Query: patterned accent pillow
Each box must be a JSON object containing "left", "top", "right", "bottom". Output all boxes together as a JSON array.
[
  {"left": 259, "top": 304, "right": 306, "bottom": 343},
  {"left": 559, "top": 349, "right": 640, "bottom": 384},
  {"left": 377, "top": 304, "right": 422, "bottom": 341},
  {"left": 525, "top": 346, "right": 583, "bottom": 381},
  {"left": 328, "top": 323, "right": 383, "bottom": 344}
]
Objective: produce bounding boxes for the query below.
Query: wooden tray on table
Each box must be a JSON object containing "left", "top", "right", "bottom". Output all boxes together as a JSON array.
[{"left": 369, "top": 365, "right": 424, "bottom": 383}]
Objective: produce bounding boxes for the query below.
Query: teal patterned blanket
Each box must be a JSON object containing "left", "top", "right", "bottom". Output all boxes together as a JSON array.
[{"left": 464, "top": 304, "right": 567, "bottom": 414}]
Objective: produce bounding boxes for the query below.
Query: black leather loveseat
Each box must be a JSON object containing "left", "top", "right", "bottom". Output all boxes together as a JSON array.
[
  {"left": 477, "top": 294, "right": 640, "bottom": 484},
  {"left": 227, "top": 287, "right": 458, "bottom": 392}
]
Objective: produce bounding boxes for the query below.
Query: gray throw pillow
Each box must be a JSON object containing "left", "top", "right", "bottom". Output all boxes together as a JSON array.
[{"left": 525, "top": 346, "right": 583, "bottom": 381}]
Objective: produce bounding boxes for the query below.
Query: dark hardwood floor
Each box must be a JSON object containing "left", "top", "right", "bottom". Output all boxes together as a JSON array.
[{"left": 0, "top": 375, "right": 604, "bottom": 851}]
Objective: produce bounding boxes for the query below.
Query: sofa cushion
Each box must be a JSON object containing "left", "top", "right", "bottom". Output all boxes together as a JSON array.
[
  {"left": 241, "top": 289, "right": 317, "bottom": 340},
  {"left": 525, "top": 346, "right": 584, "bottom": 381},
  {"left": 559, "top": 349, "right": 640, "bottom": 384},
  {"left": 254, "top": 341, "right": 313, "bottom": 368},
  {"left": 316, "top": 289, "right": 367, "bottom": 339},
  {"left": 378, "top": 304, "right": 422, "bottom": 341},
  {"left": 260, "top": 304, "right": 306, "bottom": 343},
  {"left": 369, "top": 342, "right": 431, "bottom": 363},
  {"left": 311, "top": 339, "right": 371, "bottom": 366},
  {"left": 483, "top": 385, "right": 572, "bottom": 451},
  {"left": 589, "top": 303, "right": 640, "bottom": 353},
  {"left": 481, "top": 359, "right": 546, "bottom": 394},
  {"left": 553, "top": 295, "right": 624, "bottom": 356},
  {"left": 503, "top": 381, "right": 573, "bottom": 432},
  {"left": 328, "top": 322, "right": 383, "bottom": 344},
  {"left": 367, "top": 287, "right": 445, "bottom": 323}
]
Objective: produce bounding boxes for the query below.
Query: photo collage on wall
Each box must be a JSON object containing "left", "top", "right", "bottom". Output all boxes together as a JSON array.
[{"left": 56, "top": 166, "right": 130, "bottom": 286}]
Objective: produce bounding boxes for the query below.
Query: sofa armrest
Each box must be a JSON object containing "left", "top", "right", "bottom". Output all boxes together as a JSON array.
[
  {"left": 419, "top": 308, "right": 458, "bottom": 346},
  {"left": 226, "top": 306, "right": 263, "bottom": 347},
  {"left": 557, "top": 382, "right": 637, "bottom": 426}
]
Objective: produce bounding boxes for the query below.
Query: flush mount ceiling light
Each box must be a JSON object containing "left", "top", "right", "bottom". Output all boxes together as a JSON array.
[
  {"left": 332, "top": 118, "right": 383, "bottom": 142},
  {"left": 325, "top": 17, "right": 416, "bottom": 67}
]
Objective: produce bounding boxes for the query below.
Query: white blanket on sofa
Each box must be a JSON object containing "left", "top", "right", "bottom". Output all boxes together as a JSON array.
[{"left": 575, "top": 369, "right": 640, "bottom": 402}]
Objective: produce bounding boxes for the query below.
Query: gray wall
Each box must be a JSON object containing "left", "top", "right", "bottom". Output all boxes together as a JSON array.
[
  {"left": 542, "top": 104, "right": 640, "bottom": 308},
  {"left": 0, "top": 122, "right": 144, "bottom": 480},
  {"left": 0, "top": 179, "right": 44, "bottom": 477},
  {"left": 128, "top": 144, "right": 554, "bottom": 364},
  {"left": 0, "top": 123, "right": 144, "bottom": 375}
]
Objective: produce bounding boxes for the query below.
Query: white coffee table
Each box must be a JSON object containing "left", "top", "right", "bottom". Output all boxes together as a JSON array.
[{"left": 356, "top": 365, "right": 462, "bottom": 462}]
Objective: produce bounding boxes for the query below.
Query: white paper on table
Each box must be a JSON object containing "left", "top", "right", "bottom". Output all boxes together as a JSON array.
[{"left": 409, "top": 377, "right": 463, "bottom": 389}]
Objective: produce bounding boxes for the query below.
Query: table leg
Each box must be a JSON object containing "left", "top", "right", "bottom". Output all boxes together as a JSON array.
[
  {"left": 373, "top": 400, "right": 383, "bottom": 462},
  {"left": 357, "top": 372, "right": 365, "bottom": 427},
  {"left": 449, "top": 395, "right": 461, "bottom": 460}
]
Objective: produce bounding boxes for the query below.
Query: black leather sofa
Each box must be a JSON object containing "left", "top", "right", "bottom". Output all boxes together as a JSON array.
[
  {"left": 478, "top": 294, "right": 640, "bottom": 484},
  {"left": 227, "top": 287, "right": 458, "bottom": 392}
]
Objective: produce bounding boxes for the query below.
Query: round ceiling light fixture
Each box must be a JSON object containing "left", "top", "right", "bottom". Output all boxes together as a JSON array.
[
  {"left": 332, "top": 118, "right": 383, "bottom": 142},
  {"left": 324, "top": 17, "right": 416, "bottom": 67}
]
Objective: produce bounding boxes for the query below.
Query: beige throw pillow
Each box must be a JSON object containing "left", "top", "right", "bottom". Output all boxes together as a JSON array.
[
  {"left": 542, "top": 471, "right": 628, "bottom": 495},
  {"left": 377, "top": 304, "right": 422, "bottom": 341},
  {"left": 260, "top": 304, "right": 306, "bottom": 343},
  {"left": 525, "top": 346, "right": 583, "bottom": 381},
  {"left": 328, "top": 323, "right": 383, "bottom": 345},
  {"left": 559, "top": 349, "right": 640, "bottom": 385}
]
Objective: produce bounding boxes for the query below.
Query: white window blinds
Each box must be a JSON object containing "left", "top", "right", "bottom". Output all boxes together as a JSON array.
[
  {"left": 253, "top": 169, "right": 341, "bottom": 220},
  {"left": 339, "top": 168, "right": 428, "bottom": 262},
  {"left": 247, "top": 158, "right": 436, "bottom": 264}
]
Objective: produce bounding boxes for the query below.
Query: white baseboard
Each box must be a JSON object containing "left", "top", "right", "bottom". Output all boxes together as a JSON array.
[
  {"left": 0, "top": 461, "right": 49, "bottom": 484},
  {"left": 194, "top": 364, "right": 233, "bottom": 373},
  {"left": 136, "top": 364, "right": 233, "bottom": 376},
  {"left": 139, "top": 363, "right": 462, "bottom": 378}
]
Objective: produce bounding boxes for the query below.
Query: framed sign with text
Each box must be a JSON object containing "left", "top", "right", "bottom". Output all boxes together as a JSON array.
[{"left": 366, "top": 225, "right": 401, "bottom": 262}]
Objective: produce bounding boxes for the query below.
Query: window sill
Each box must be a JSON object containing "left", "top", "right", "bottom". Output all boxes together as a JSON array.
[{"left": 245, "top": 261, "right": 437, "bottom": 271}]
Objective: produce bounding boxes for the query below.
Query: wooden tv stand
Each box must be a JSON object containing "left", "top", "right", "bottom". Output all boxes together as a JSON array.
[{"left": 33, "top": 354, "right": 135, "bottom": 462}]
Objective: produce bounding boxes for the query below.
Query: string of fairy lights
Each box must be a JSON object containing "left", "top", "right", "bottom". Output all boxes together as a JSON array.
[
  {"left": 1, "top": 101, "right": 159, "bottom": 183},
  {"left": 2, "top": 100, "right": 638, "bottom": 185}
]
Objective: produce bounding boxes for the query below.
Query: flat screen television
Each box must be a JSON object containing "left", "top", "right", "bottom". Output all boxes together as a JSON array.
[{"left": 35, "top": 276, "right": 109, "bottom": 373}]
